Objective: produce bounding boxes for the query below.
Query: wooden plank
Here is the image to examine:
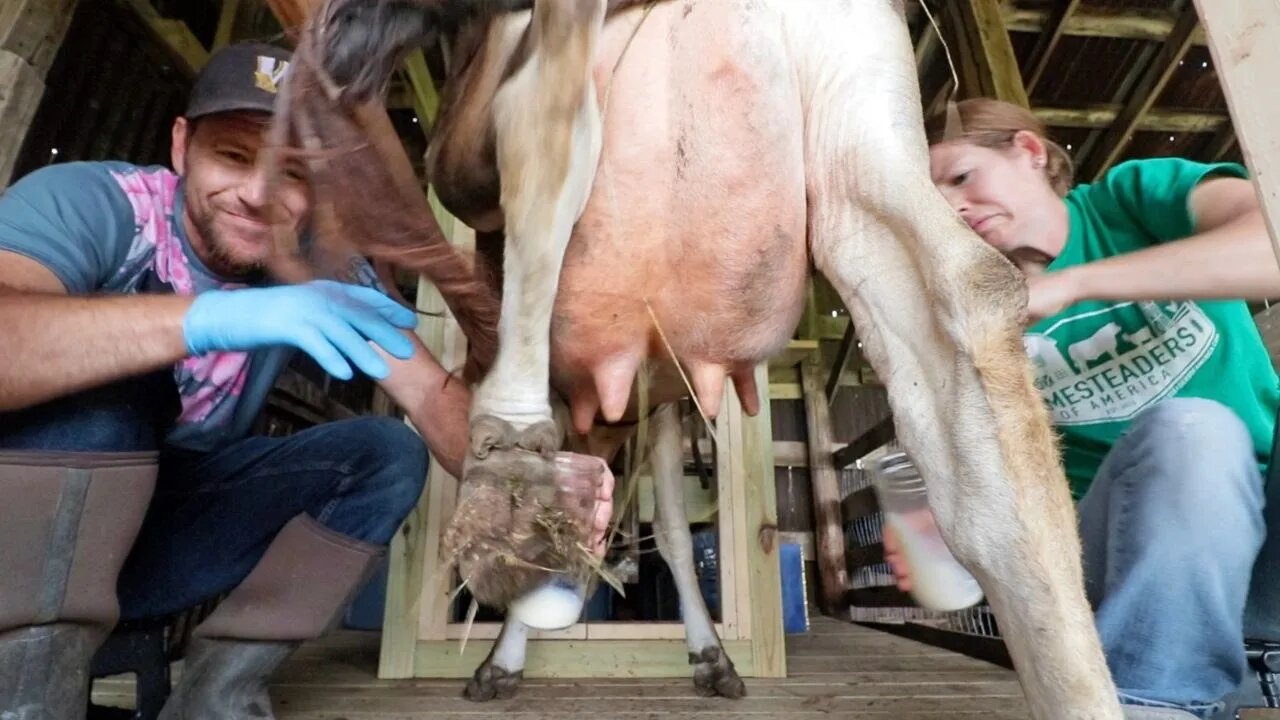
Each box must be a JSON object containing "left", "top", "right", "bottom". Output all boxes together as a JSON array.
[
  {"left": 584, "top": 622, "right": 725, "bottom": 640},
  {"left": 767, "top": 339, "right": 819, "bottom": 372},
  {"left": 945, "top": 0, "right": 1029, "bottom": 108},
  {"left": 1082, "top": 6, "right": 1201, "bottom": 181},
  {"left": 832, "top": 416, "right": 895, "bottom": 470},
  {"left": 800, "top": 357, "right": 849, "bottom": 615},
  {"left": 0, "top": 49, "right": 44, "bottom": 187},
  {"left": 1194, "top": 0, "right": 1280, "bottom": 276},
  {"left": 413, "top": 639, "right": 756, "bottom": 679},
  {"left": 847, "top": 585, "right": 918, "bottom": 609},
  {"left": 0, "top": 1, "right": 76, "bottom": 187},
  {"left": 825, "top": 321, "right": 857, "bottom": 402},
  {"left": 736, "top": 362, "right": 785, "bottom": 678},
  {"left": 118, "top": 0, "right": 209, "bottom": 76},
  {"left": 1022, "top": 0, "right": 1082, "bottom": 94},
  {"left": 716, "top": 388, "right": 746, "bottom": 641},
  {"left": 213, "top": 0, "right": 241, "bottom": 50},
  {"left": 847, "top": 542, "right": 885, "bottom": 570},
  {"left": 0, "top": 0, "right": 78, "bottom": 78},
  {"left": 840, "top": 486, "right": 880, "bottom": 521},
  {"left": 1006, "top": 6, "right": 1209, "bottom": 46},
  {"left": 1033, "top": 105, "right": 1227, "bottom": 133},
  {"left": 1205, "top": 123, "right": 1238, "bottom": 162}
]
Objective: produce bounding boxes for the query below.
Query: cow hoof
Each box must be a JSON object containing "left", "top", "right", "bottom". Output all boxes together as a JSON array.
[
  {"left": 464, "top": 663, "right": 523, "bottom": 702},
  {"left": 469, "top": 414, "right": 519, "bottom": 460},
  {"left": 515, "top": 419, "right": 562, "bottom": 458},
  {"left": 691, "top": 646, "right": 746, "bottom": 699}
]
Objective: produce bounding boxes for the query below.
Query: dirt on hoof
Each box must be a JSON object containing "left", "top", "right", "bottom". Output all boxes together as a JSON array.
[
  {"left": 443, "top": 415, "right": 594, "bottom": 609},
  {"left": 464, "top": 662, "right": 524, "bottom": 702},
  {"left": 691, "top": 646, "right": 747, "bottom": 699}
]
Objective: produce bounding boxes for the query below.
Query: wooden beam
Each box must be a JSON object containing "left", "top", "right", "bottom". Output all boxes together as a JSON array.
[
  {"left": 825, "top": 321, "right": 857, "bottom": 403},
  {"left": 1204, "top": 123, "right": 1238, "bottom": 162},
  {"left": 1022, "top": 0, "right": 1082, "bottom": 95},
  {"left": 832, "top": 416, "right": 896, "bottom": 470},
  {"left": 944, "top": 0, "right": 1029, "bottom": 108},
  {"left": 213, "top": 0, "right": 241, "bottom": 50},
  {"left": 1006, "top": 6, "right": 1209, "bottom": 46},
  {"left": 1082, "top": 6, "right": 1201, "bottom": 181},
  {"left": 1194, "top": 0, "right": 1280, "bottom": 276},
  {"left": 1033, "top": 105, "right": 1228, "bottom": 134},
  {"left": 0, "top": 0, "right": 77, "bottom": 186},
  {"left": 800, "top": 357, "right": 849, "bottom": 616},
  {"left": 0, "top": 0, "right": 78, "bottom": 78},
  {"left": 118, "top": 0, "right": 209, "bottom": 76}
]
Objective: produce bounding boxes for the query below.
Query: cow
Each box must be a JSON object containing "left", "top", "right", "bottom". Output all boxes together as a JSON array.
[{"left": 265, "top": 1, "right": 1124, "bottom": 717}]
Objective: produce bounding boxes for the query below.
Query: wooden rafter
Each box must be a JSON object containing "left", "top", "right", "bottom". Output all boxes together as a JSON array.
[
  {"left": 1080, "top": 6, "right": 1201, "bottom": 182},
  {"left": 213, "top": 0, "right": 241, "bottom": 50},
  {"left": 1204, "top": 123, "right": 1238, "bottom": 162},
  {"left": 1034, "top": 105, "right": 1227, "bottom": 134},
  {"left": 1022, "top": 0, "right": 1082, "bottom": 94},
  {"left": 944, "top": 0, "right": 1029, "bottom": 108},
  {"left": 119, "top": 0, "right": 208, "bottom": 76},
  {"left": 1006, "top": 6, "right": 1209, "bottom": 46}
]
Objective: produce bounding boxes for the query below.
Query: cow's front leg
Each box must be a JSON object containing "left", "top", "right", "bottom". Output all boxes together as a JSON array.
[
  {"left": 443, "top": 0, "right": 607, "bottom": 611},
  {"left": 649, "top": 404, "right": 745, "bottom": 698}
]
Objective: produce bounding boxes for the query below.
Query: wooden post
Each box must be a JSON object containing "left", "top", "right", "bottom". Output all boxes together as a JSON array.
[
  {"left": 800, "top": 356, "right": 849, "bottom": 615},
  {"left": 1193, "top": 0, "right": 1280, "bottom": 273},
  {"left": 737, "top": 363, "right": 785, "bottom": 677},
  {"left": 0, "top": 0, "right": 78, "bottom": 186}
]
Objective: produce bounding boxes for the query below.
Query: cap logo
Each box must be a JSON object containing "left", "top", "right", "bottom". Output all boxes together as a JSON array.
[{"left": 254, "top": 56, "right": 289, "bottom": 94}]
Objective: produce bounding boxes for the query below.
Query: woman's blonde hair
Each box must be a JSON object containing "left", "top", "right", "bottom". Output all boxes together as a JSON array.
[{"left": 925, "top": 98, "right": 1075, "bottom": 197}]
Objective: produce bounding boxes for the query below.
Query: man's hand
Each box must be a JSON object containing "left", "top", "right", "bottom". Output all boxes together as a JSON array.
[
  {"left": 183, "top": 280, "right": 418, "bottom": 380},
  {"left": 1026, "top": 268, "right": 1082, "bottom": 322}
]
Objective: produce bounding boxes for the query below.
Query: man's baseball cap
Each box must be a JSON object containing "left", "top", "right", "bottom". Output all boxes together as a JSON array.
[{"left": 185, "top": 42, "right": 294, "bottom": 120}]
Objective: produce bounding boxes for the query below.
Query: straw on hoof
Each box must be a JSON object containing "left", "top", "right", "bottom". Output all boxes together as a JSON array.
[{"left": 443, "top": 441, "right": 597, "bottom": 609}]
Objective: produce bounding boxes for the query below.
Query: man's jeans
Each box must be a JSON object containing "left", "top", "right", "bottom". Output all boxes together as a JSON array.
[
  {"left": 0, "top": 371, "right": 429, "bottom": 620},
  {"left": 1079, "top": 398, "right": 1275, "bottom": 717}
]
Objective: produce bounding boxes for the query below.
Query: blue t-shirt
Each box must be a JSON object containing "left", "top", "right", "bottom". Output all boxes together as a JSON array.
[{"left": 0, "top": 160, "right": 382, "bottom": 451}]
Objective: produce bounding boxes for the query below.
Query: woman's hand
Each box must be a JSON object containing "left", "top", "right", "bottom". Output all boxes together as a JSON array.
[{"left": 1026, "top": 269, "right": 1082, "bottom": 322}]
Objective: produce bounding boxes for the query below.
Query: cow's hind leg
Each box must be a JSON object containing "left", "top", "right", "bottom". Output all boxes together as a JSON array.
[
  {"left": 442, "top": 0, "right": 606, "bottom": 610},
  {"left": 464, "top": 618, "right": 528, "bottom": 701},
  {"left": 794, "top": 7, "right": 1120, "bottom": 719},
  {"left": 650, "top": 403, "right": 745, "bottom": 698}
]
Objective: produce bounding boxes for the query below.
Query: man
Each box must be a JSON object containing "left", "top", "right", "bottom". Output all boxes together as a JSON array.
[{"left": 0, "top": 42, "right": 474, "bottom": 719}]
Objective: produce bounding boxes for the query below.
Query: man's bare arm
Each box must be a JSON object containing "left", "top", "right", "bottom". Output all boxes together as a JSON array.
[{"left": 0, "top": 251, "right": 193, "bottom": 411}]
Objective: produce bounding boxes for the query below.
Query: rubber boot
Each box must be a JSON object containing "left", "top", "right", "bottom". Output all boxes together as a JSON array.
[
  {"left": 158, "top": 514, "right": 384, "bottom": 720},
  {"left": 0, "top": 451, "right": 158, "bottom": 720}
]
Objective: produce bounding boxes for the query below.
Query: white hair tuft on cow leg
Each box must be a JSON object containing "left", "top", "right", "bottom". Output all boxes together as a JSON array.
[{"left": 650, "top": 403, "right": 745, "bottom": 698}]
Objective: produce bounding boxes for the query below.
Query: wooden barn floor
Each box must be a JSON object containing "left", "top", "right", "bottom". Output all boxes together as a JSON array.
[{"left": 95, "top": 615, "right": 1030, "bottom": 718}]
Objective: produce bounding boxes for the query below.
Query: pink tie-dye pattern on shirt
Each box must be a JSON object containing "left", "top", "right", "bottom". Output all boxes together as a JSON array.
[{"left": 111, "top": 168, "right": 250, "bottom": 425}]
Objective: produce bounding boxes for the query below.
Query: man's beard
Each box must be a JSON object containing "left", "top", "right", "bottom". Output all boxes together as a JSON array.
[{"left": 192, "top": 209, "right": 269, "bottom": 279}]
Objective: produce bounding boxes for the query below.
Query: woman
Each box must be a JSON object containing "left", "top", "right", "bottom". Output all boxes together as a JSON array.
[{"left": 886, "top": 97, "right": 1280, "bottom": 719}]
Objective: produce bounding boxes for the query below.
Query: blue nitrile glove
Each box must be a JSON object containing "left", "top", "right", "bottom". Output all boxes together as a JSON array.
[{"left": 183, "top": 280, "right": 419, "bottom": 381}]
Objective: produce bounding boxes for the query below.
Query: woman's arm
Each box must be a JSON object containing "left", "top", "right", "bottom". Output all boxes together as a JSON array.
[{"left": 1029, "top": 177, "right": 1279, "bottom": 319}]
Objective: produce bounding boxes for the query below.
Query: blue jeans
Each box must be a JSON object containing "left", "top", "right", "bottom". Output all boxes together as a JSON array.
[
  {"left": 0, "top": 371, "right": 429, "bottom": 620},
  {"left": 1078, "top": 398, "right": 1270, "bottom": 718}
]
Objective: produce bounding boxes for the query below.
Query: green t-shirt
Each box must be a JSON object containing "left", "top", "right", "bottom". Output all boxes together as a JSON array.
[{"left": 1025, "top": 157, "right": 1280, "bottom": 499}]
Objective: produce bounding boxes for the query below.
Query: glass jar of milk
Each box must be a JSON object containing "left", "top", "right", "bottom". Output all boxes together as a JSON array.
[{"left": 871, "top": 452, "right": 984, "bottom": 612}]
